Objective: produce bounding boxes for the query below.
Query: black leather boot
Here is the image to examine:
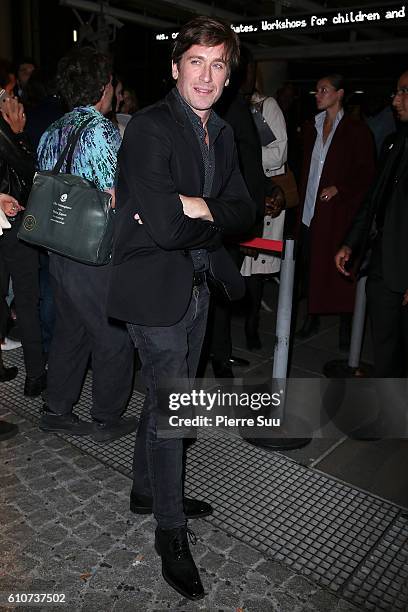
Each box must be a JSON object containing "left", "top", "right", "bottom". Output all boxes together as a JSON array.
[
  {"left": 0, "top": 363, "right": 18, "bottom": 382},
  {"left": 155, "top": 526, "right": 204, "bottom": 600}
]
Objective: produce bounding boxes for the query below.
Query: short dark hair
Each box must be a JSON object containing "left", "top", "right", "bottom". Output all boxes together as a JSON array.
[
  {"left": 172, "top": 16, "right": 240, "bottom": 73},
  {"left": 323, "top": 73, "right": 345, "bottom": 92},
  {"left": 56, "top": 47, "right": 112, "bottom": 110}
]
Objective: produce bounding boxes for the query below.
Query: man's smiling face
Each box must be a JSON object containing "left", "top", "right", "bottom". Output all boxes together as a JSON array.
[{"left": 172, "top": 43, "right": 229, "bottom": 122}]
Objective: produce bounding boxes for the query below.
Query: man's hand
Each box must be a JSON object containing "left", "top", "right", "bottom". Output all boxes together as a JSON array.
[
  {"left": 0, "top": 193, "right": 24, "bottom": 216},
  {"left": 403, "top": 290, "right": 408, "bottom": 306},
  {"left": 265, "top": 189, "right": 285, "bottom": 218},
  {"left": 335, "top": 245, "right": 352, "bottom": 276},
  {"left": 1, "top": 97, "right": 26, "bottom": 134},
  {"left": 320, "top": 185, "right": 338, "bottom": 202},
  {"left": 179, "top": 195, "right": 214, "bottom": 222}
]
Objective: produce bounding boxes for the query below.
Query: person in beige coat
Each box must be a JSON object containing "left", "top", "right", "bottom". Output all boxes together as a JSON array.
[{"left": 241, "top": 89, "right": 288, "bottom": 349}]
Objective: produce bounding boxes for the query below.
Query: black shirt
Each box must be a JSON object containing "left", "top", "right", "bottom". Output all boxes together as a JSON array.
[{"left": 174, "top": 88, "right": 224, "bottom": 272}]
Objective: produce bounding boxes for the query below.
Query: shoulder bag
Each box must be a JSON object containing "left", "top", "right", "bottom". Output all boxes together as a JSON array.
[
  {"left": 18, "top": 117, "right": 114, "bottom": 265},
  {"left": 250, "top": 100, "right": 277, "bottom": 147},
  {"left": 270, "top": 164, "right": 299, "bottom": 209}
]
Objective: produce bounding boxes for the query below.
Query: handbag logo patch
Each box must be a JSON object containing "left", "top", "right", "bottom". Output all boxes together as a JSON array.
[
  {"left": 23, "top": 215, "right": 36, "bottom": 231},
  {"left": 60, "top": 193, "right": 68, "bottom": 202}
]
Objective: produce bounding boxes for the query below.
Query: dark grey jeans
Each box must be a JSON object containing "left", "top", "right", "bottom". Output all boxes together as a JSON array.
[{"left": 127, "top": 282, "right": 210, "bottom": 529}]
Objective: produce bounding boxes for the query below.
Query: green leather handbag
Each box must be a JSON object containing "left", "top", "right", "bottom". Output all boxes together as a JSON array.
[{"left": 18, "top": 117, "right": 114, "bottom": 265}]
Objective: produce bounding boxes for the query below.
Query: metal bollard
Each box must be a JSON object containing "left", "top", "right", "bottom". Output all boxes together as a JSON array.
[
  {"left": 273, "top": 239, "right": 295, "bottom": 379},
  {"left": 244, "top": 238, "right": 311, "bottom": 448}
]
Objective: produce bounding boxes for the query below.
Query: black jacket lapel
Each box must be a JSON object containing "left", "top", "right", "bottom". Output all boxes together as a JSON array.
[{"left": 165, "top": 90, "right": 204, "bottom": 193}]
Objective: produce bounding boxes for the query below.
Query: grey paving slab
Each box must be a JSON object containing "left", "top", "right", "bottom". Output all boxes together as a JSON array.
[
  {"left": 231, "top": 320, "right": 277, "bottom": 359},
  {"left": 288, "top": 366, "right": 323, "bottom": 378},
  {"left": 314, "top": 438, "right": 408, "bottom": 508},
  {"left": 291, "top": 343, "right": 349, "bottom": 377},
  {"left": 275, "top": 438, "right": 344, "bottom": 467}
]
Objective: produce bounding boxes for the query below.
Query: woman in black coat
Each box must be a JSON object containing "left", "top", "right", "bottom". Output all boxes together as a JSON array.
[{"left": 0, "top": 93, "right": 46, "bottom": 395}]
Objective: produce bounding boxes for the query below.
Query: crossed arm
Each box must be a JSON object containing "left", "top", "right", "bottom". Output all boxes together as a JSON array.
[
  {"left": 179, "top": 195, "right": 213, "bottom": 222},
  {"left": 134, "top": 194, "right": 213, "bottom": 224},
  {"left": 121, "top": 115, "right": 255, "bottom": 249}
]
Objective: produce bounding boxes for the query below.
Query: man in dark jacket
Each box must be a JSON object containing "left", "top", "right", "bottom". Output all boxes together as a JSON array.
[
  {"left": 108, "top": 17, "right": 255, "bottom": 601},
  {"left": 335, "top": 70, "right": 408, "bottom": 377}
]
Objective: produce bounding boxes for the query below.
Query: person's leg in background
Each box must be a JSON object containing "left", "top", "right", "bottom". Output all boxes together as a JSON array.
[
  {"left": 0, "top": 245, "right": 21, "bottom": 351},
  {"left": 39, "top": 250, "right": 56, "bottom": 361},
  {"left": 42, "top": 255, "right": 135, "bottom": 441},
  {"left": 366, "top": 271, "right": 405, "bottom": 377},
  {"left": 296, "top": 223, "right": 320, "bottom": 339},
  {"left": 208, "top": 292, "right": 233, "bottom": 377},
  {"left": 44, "top": 264, "right": 92, "bottom": 418},
  {"left": 208, "top": 245, "right": 249, "bottom": 377},
  {"left": 366, "top": 271, "right": 408, "bottom": 435},
  {"left": 339, "top": 312, "right": 352, "bottom": 352},
  {"left": 0, "top": 254, "right": 10, "bottom": 338},
  {"left": 245, "top": 274, "right": 264, "bottom": 350},
  {"left": 0, "top": 248, "right": 18, "bottom": 381},
  {"left": 0, "top": 224, "right": 45, "bottom": 396}
]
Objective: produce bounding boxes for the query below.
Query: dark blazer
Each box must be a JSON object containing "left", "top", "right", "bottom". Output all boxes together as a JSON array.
[
  {"left": 108, "top": 89, "right": 256, "bottom": 326},
  {"left": 298, "top": 114, "right": 375, "bottom": 314},
  {"left": 0, "top": 116, "right": 36, "bottom": 204},
  {"left": 345, "top": 129, "right": 408, "bottom": 292}
]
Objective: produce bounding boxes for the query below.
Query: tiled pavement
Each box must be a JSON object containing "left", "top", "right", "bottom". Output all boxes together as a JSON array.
[
  {"left": 0, "top": 407, "right": 363, "bottom": 612},
  {"left": 1, "top": 282, "right": 407, "bottom": 611}
]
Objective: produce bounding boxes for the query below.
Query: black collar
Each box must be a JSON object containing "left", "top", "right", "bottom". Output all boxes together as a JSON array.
[{"left": 165, "top": 87, "right": 225, "bottom": 139}]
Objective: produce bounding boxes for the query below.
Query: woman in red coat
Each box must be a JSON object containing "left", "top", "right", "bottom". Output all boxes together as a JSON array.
[{"left": 297, "top": 74, "right": 375, "bottom": 350}]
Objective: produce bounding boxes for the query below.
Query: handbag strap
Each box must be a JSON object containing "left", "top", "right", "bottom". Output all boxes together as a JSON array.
[{"left": 52, "top": 116, "right": 95, "bottom": 175}]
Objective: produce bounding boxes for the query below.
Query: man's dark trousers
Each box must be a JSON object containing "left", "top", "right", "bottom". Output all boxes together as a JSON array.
[
  {"left": 127, "top": 281, "right": 210, "bottom": 529},
  {"left": 366, "top": 241, "right": 408, "bottom": 377},
  {"left": 47, "top": 254, "right": 134, "bottom": 421}
]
